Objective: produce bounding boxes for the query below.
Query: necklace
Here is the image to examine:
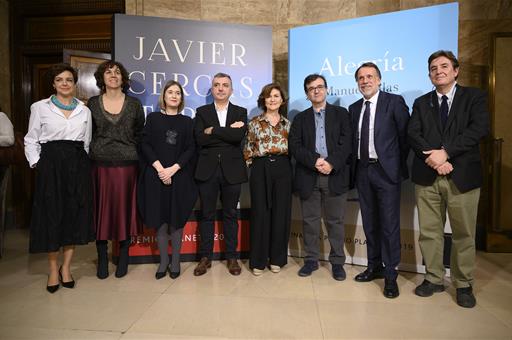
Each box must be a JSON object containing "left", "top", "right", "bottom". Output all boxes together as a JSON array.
[
  {"left": 160, "top": 109, "right": 178, "bottom": 116},
  {"left": 265, "top": 112, "right": 280, "bottom": 126},
  {"left": 51, "top": 95, "right": 78, "bottom": 111}
]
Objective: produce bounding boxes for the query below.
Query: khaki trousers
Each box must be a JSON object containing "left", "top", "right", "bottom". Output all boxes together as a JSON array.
[{"left": 415, "top": 176, "right": 480, "bottom": 288}]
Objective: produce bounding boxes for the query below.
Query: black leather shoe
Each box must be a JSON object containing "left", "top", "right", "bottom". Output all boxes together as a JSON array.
[
  {"left": 298, "top": 261, "right": 319, "bottom": 277},
  {"left": 414, "top": 279, "right": 445, "bottom": 297},
  {"left": 46, "top": 276, "right": 59, "bottom": 294},
  {"left": 331, "top": 264, "right": 346, "bottom": 281},
  {"left": 354, "top": 267, "right": 384, "bottom": 282},
  {"left": 384, "top": 278, "right": 399, "bottom": 298},
  {"left": 58, "top": 266, "right": 75, "bottom": 289},
  {"left": 169, "top": 271, "right": 180, "bottom": 279},
  {"left": 155, "top": 271, "right": 166, "bottom": 280},
  {"left": 456, "top": 286, "right": 476, "bottom": 308}
]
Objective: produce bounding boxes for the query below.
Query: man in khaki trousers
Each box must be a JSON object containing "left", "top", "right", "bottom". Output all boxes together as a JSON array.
[{"left": 407, "top": 50, "right": 489, "bottom": 308}]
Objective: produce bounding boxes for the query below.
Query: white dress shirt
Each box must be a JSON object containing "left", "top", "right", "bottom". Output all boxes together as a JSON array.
[
  {"left": 436, "top": 82, "right": 457, "bottom": 113},
  {"left": 215, "top": 103, "right": 228, "bottom": 127},
  {"left": 357, "top": 91, "right": 379, "bottom": 159},
  {"left": 0, "top": 111, "right": 15, "bottom": 147},
  {"left": 24, "top": 97, "right": 92, "bottom": 168}
]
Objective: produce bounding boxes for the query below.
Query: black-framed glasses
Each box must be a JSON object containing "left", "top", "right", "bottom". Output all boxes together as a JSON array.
[{"left": 307, "top": 84, "right": 326, "bottom": 93}]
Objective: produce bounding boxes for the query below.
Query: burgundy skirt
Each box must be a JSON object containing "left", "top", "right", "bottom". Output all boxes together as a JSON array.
[{"left": 92, "top": 164, "right": 142, "bottom": 241}]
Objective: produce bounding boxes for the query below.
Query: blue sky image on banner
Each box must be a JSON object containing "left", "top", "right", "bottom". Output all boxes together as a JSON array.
[
  {"left": 114, "top": 14, "right": 272, "bottom": 118},
  {"left": 288, "top": 3, "right": 458, "bottom": 119}
]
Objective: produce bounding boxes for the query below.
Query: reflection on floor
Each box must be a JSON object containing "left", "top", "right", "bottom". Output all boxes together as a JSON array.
[{"left": 0, "top": 229, "right": 511, "bottom": 339}]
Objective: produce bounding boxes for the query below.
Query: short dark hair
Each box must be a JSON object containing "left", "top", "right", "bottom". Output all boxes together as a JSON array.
[
  {"left": 159, "top": 80, "right": 185, "bottom": 113},
  {"left": 94, "top": 60, "right": 130, "bottom": 93},
  {"left": 354, "top": 62, "right": 382, "bottom": 81},
  {"left": 47, "top": 63, "right": 78, "bottom": 88},
  {"left": 428, "top": 50, "right": 459, "bottom": 70},
  {"left": 212, "top": 72, "right": 232, "bottom": 86},
  {"left": 303, "top": 74, "right": 327, "bottom": 94},
  {"left": 257, "top": 83, "right": 288, "bottom": 117}
]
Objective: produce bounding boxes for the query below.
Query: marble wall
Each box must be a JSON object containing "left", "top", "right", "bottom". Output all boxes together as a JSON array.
[
  {"left": 125, "top": 0, "right": 512, "bottom": 91},
  {"left": 0, "top": 0, "right": 10, "bottom": 116}
]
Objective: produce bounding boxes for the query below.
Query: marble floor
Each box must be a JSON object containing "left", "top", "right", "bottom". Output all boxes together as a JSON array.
[{"left": 0, "top": 229, "right": 511, "bottom": 340}]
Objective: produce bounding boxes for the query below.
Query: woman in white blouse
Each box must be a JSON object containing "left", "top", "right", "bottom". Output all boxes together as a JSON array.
[{"left": 24, "top": 63, "right": 95, "bottom": 293}]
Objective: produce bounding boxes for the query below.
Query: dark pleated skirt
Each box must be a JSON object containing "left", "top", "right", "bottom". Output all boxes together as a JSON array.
[
  {"left": 29, "top": 140, "right": 95, "bottom": 253},
  {"left": 92, "top": 164, "right": 142, "bottom": 241}
]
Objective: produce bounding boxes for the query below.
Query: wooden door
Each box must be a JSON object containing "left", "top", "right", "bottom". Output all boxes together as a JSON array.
[{"left": 487, "top": 33, "right": 512, "bottom": 252}]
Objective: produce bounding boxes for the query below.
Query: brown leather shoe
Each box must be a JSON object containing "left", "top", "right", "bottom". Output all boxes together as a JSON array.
[
  {"left": 193, "top": 257, "right": 211, "bottom": 276},
  {"left": 227, "top": 259, "right": 241, "bottom": 276}
]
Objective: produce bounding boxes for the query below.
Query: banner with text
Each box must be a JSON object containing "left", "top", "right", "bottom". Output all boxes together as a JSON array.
[
  {"left": 114, "top": 14, "right": 272, "bottom": 118},
  {"left": 288, "top": 3, "right": 458, "bottom": 273},
  {"left": 113, "top": 14, "right": 272, "bottom": 261}
]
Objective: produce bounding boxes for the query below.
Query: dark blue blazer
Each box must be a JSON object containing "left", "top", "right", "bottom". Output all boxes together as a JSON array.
[
  {"left": 194, "top": 102, "right": 248, "bottom": 184},
  {"left": 289, "top": 102, "right": 352, "bottom": 200},
  {"left": 407, "top": 85, "right": 489, "bottom": 193},
  {"left": 349, "top": 91, "right": 410, "bottom": 186}
]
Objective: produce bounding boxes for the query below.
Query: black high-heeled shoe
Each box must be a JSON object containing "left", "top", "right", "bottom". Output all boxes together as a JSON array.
[
  {"left": 155, "top": 270, "right": 167, "bottom": 280},
  {"left": 169, "top": 271, "right": 180, "bottom": 279},
  {"left": 46, "top": 276, "right": 59, "bottom": 294},
  {"left": 59, "top": 266, "right": 75, "bottom": 289}
]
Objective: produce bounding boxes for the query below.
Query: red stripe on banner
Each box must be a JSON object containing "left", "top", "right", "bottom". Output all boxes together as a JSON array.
[{"left": 113, "top": 219, "right": 250, "bottom": 258}]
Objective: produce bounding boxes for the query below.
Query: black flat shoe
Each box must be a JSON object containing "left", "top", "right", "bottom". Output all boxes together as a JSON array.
[
  {"left": 383, "top": 278, "right": 399, "bottom": 298},
  {"left": 155, "top": 271, "right": 166, "bottom": 280},
  {"left": 169, "top": 271, "right": 180, "bottom": 279},
  {"left": 354, "top": 267, "right": 385, "bottom": 282},
  {"left": 456, "top": 286, "right": 476, "bottom": 308},
  {"left": 415, "top": 279, "right": 444, "bottom": 297},
  {"left": 58, "top": 266, "right": 75, "bottom": 289}
]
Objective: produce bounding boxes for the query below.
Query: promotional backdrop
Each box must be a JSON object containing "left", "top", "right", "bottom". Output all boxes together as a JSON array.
[
  {"left": 288, "top": 3, "right": 459, "bottom": 272},
  {"left": 113, "top": 14, "right": 272, "bottom": 262}
]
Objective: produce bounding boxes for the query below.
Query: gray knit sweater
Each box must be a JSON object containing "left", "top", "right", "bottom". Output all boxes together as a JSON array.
[{"left": 88, "top": 95, "right": 145, "bottom": 164}]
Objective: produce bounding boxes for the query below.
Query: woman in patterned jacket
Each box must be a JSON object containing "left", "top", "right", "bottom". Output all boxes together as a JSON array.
[{"left": 244, "top": 83, "right": 292, "bottom": 276}]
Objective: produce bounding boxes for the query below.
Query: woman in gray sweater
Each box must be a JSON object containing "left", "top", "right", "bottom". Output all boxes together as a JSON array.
[{"left": 88, "top": 60, "right": 145, "bottom": 279}]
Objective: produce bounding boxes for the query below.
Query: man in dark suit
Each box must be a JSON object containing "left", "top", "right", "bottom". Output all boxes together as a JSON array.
[
  {"left": 408, "top": 50, "right": 489, "bottom": 308},
  {"left": 289, "top": 74, "right": 352, "bottom": 281},
  {"left": 193, "top": 72, "right": 248, "bottom": 276},
  {"left": 349, "top": 62, "right": 410, "bottom": 298}
]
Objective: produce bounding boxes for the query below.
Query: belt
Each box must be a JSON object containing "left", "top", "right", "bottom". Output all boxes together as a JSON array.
[
  {"left": 254, "top": 154, "right": 288, "bottom": 162},
  {"left": 253, "top": 154, "right": 288, "bottom": 208},
  {"left": 358, "top": 158, "right": 378, "bottom": 166}
]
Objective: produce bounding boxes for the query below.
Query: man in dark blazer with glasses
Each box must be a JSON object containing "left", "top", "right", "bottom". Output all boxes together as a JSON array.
[{"left": 289, "top": 74, "right": 352, "bottom": 281}]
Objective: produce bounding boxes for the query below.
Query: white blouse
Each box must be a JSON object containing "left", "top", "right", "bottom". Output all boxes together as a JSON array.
[
  {"left": 0, "top": 111, "right": 15, "bottom": 147},
  {"left": 24, "top": 97, "right": 92, "bottom": 168}
]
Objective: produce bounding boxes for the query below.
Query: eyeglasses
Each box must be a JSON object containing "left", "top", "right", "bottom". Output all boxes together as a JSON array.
[{"left": 307, "top": 85, "right": 326, "bottom": 93}]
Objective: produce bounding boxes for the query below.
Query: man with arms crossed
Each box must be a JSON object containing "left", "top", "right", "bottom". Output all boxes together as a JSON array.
[
  {"left": 289, "top": 74, "right": 352, "bottom": 281},
  {"left": 194, "top": 73, "right": 248, "bottom": 276},
  {"left": 408, "top": 51, "right": 489, "bottom": 308},
  {"left": 349, "top": 62, "right": 410, "bottom": 298}
]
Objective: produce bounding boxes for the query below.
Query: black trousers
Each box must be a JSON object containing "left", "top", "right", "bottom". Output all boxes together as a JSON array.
[
  {"left": 356, "top": 161, "right": 401, "bottom": 279},
  {"left": 249, "top": 155, "right": 292, "bottom": 270},
  {"left": 198, "top": 165, "right": 241, "bottom": 259}
]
